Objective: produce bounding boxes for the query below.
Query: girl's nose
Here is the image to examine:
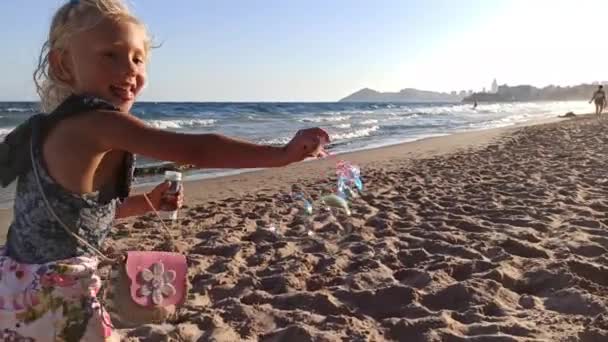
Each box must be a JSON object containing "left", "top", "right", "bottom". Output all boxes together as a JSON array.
[
  {"left": 119, "top": 58, "right": 137, "bottom": 77},
  {"left": 125, "top": 60, "right": 137, "bottom": 76}
]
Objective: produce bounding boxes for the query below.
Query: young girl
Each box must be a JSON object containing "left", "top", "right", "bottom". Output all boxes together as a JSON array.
[{"left": 0, "top": 0, "right": 329, "bottom": 340}]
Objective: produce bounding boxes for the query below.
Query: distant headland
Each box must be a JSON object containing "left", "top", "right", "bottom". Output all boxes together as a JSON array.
[
  {"left": 340, "top": 82, "right": 605, "bottom": 103},
  {"left": 339, "top": 88, "right": 462, "bottom": 103}
]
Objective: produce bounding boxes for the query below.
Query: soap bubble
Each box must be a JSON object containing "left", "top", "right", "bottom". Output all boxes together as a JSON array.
[
  {"left": 284, "top": 161, "right": 363, "bottom": 237},
  {"left": 321, "top": 194, "right": 351, "bottom": 216},
  {"left": 292, "top": 192, "right": 314, "bottom": 215},
  {"left": 336, "top": 161, "right": 363, "bottom": 194}
]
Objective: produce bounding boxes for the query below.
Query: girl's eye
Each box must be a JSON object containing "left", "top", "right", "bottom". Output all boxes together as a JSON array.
[
  {"left": 103, "top": 51, "right": 116, "bottom": 59},
  {"left": 133, "top": 57, "right": 144, "bottom": 65}
]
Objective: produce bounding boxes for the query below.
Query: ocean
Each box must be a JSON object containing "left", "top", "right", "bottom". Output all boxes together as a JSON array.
[{"left": 0, "top": 100, "right": 591, "bottom": 207}]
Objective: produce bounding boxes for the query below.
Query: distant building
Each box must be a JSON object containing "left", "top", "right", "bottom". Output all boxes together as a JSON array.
[
  {"left": 482, "top": 87, "right": 487, "bottom": 93},
  {"left": 491, "top": 79, "right": 498, "bottom": 93}
]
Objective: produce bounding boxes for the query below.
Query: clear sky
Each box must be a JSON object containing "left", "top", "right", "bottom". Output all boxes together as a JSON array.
[{"left": 0, "top": 0, "right": 606, "bottom": 102}]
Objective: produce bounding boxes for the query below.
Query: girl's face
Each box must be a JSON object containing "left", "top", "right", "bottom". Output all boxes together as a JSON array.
[{"left": 58, "top": 18, "right": 148, "bottom": 112}]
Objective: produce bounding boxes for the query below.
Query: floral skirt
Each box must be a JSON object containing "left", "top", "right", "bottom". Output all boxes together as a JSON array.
[{"left": 0, "top": 246, "right": 117, "bottom": 341}]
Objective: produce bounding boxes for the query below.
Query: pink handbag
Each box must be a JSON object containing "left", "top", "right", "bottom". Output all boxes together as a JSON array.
[
  {"left": 125, "top": 251, "right": 187, "bottom": 308},
  {"left": 108, "top": 250, "right": 188, "bottom": 327}
]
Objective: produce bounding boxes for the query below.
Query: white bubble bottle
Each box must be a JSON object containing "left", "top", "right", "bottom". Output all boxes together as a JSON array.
[{"left": 159, "top": 170, "right": 182, "bottom": 220}]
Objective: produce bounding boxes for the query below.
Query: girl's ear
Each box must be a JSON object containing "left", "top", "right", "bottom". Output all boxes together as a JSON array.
[{"left": 48, "top": 49, "right": 74, "bottom": 84}]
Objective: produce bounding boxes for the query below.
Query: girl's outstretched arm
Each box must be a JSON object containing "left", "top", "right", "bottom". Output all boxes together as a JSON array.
[{"left": 87, "top": 110, "right": 329, "bottom": 168}]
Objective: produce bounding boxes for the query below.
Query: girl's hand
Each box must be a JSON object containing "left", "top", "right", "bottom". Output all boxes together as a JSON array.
[
  {"left": 145, "top": 181, "right": 184, "bottom": 212},
  {"left": 284, "top": 127, "right": 330, "bottom": 163}
]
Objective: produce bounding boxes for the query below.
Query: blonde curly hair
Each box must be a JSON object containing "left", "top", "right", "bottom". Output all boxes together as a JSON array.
[{"left": 33, "top": 0, "right": 151, "bottom": 113}]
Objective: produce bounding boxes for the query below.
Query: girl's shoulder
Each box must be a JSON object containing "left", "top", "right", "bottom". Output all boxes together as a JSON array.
[
  {"left": 0, "top": 95, "right": 126, "bottom": 188},
  {"left": 44, "top": 95, "right": 118, "bottom": 126}
]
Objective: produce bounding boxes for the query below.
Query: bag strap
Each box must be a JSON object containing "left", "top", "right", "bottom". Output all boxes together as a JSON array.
[{"left": 28, "top": 139, "right": 178, "bottom": 264}]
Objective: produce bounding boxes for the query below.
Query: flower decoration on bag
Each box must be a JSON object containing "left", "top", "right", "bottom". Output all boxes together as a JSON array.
[{"left": 137, "top": 261, "right": 177, "bottom": 305}]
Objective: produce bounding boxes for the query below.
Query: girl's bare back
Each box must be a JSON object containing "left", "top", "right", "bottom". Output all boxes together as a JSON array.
[{"left": 42, "top": 112, "right": 126, "bottom": 195}]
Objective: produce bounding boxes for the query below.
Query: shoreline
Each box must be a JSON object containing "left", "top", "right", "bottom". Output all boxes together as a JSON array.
[
  {"left": 0, "top": 120, "right": 522, "bottom": 243},
  {"left": 116, "top": 114, "right": 568, "bottom": 202}
]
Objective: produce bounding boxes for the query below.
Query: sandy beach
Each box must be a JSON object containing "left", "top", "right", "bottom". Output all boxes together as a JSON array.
[{"left": 2, "top": 115, "right": 608, "bottom": 340}]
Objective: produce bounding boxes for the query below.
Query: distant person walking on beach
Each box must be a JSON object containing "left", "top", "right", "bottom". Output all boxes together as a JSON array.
[{"left": 589, "top": 85, "right": 607, "bottom": 117}]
